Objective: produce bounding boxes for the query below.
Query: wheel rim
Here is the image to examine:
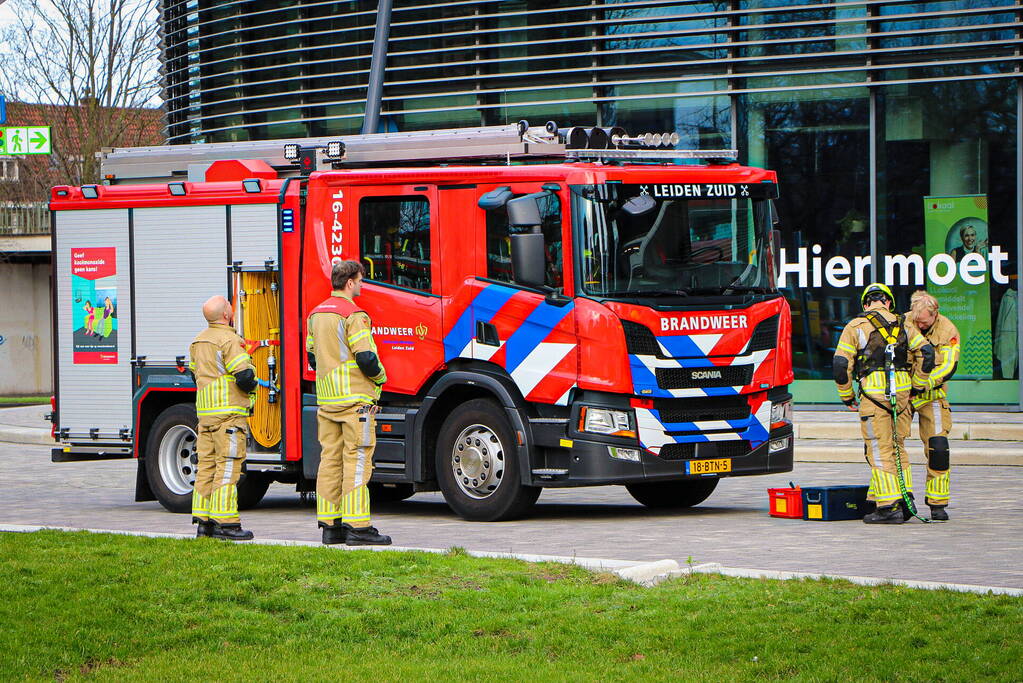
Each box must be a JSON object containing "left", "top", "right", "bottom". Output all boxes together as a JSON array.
[
  {"left": 451, "top": 423, "right": 505, "bottom": 500},
  {"left": 158, "top": 424, "right": 197, "bottom": 496}
]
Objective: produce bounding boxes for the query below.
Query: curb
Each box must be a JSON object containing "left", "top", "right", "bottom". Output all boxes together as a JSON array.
[
  {"left": 2, "top": 524, "right": 1021, "bottom": 595},
  {"left": 0, "top": 426, "right": 52, "bottom": 446},
  {"left": 614, "top": 559, "right": 680, "bottom": 586},
  {"left": 678, "top": 563, "right": 1023, "bottom": 597}
]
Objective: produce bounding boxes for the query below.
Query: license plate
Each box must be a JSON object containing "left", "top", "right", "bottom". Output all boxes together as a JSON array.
[{"left": 686, "top": 458, "right": 732, "bottom": 475}]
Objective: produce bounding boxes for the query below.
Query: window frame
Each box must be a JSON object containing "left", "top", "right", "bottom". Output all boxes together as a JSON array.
[{"left": 357, "top": 190, "right": 439, "bottom": 297}]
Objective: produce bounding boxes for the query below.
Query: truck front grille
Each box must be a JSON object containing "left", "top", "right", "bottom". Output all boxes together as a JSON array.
[
  {"left": 655, "top": 396, "right": 751, "bottom": 423},
  {"left": 659, "top": 440, "right": 752, "bottom": 461},
  {"left": 655, "top": 365, "right": 752, "bottom": 389}
]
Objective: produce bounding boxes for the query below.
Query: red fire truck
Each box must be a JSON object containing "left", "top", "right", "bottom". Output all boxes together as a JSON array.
[{"left": 49, "top": 123, "right": 793, "bottom": 521}]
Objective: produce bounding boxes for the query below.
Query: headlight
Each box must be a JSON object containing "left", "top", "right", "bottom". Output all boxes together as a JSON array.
[
  {"left": 579, "top": 406, "right": 636, "bottom": 438},
  {"left": 770, "top": 400, "right": 792, "bottom": 428}
]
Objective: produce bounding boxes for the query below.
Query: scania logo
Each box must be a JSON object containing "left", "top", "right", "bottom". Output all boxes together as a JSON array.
[{"left": 690, "top": 369, "right": 722, "bottom": 380}]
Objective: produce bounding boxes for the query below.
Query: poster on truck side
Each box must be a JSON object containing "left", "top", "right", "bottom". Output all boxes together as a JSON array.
[
  {"left": 922, "top": 195, "right": 992, "bottom": 379},
  {"left": 71, "top": 247, "right": 119, "bottom": 364}
]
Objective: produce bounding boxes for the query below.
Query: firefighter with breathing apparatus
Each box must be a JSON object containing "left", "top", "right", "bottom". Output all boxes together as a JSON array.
[{"left": 833, "top": 283, "right": 936, "bottom": 524}]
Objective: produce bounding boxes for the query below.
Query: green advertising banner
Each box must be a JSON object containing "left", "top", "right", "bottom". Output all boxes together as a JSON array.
[{"left": 923, "top": 195, "right": 992, "bottom": 379}]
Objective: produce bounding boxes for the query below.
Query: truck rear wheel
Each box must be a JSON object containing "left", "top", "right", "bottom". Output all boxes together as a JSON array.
[
  {"left": 625, "top": 478, "right": 719, "bottom": 509},
  {"left": 435, "top": 399, "right": 540, "bottom": 521},
  {"left": 145, "top": 404, "right": 271, "bottom": 514}
]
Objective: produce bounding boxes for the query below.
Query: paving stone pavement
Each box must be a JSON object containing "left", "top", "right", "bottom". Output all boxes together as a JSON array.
[{"left": 2, "top": 440, "right": 1021, "bottom": 589}]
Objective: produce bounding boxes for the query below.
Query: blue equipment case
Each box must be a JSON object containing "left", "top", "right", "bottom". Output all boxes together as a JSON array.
[{"left": 802, "top": 485, "right": 876, "bottom": 521}]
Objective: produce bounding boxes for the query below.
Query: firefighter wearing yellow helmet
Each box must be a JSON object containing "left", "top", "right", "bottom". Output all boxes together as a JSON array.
[{"left": 833, "top": 283, "right": 935, "bottom": 523}]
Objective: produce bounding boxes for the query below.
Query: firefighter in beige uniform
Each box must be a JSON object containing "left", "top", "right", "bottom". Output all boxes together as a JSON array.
[
  {"left": 908, "top": 290, "right": 959, "bottom": 521},
  {"left": 833, "top": 283, "right": 935, "bottom": 524},
  {"left": 307, "top": 260, "right": 391, "bottom": 546},
  {"left": 189, "top": 295, "right": 258, "bottom": 541}
]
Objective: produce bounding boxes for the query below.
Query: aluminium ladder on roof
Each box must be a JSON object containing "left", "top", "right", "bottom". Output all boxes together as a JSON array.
[{"left": 98, "top": 123, "right": 738, "bottom": 184}]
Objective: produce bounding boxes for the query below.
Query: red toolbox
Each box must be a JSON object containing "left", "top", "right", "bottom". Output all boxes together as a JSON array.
[{"left": 768, "top": 483, "right": 803, "bottom": 518}]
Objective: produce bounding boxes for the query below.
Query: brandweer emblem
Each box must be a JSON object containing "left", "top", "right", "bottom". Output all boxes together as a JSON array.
[{"left": 660, "top": 314, "right": 748, "bottom": 332}]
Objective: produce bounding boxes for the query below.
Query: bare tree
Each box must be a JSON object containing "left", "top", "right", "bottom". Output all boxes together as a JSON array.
[{"left": 0, "top": 0, "right": 162, "bottom": 195}]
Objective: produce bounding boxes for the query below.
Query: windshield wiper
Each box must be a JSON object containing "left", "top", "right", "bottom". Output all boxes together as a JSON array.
[
  {"left": 634, "top": 289, "right": 690, "bottom": 297},
  {"left": 590, "top": 289, "right": 678, "bottom": 298},
  {"left": 719, "top": 285, "right": 770, "bottom": 295},
  {"left": 594, "top": 289, "right": 690, "bottom": 298}
]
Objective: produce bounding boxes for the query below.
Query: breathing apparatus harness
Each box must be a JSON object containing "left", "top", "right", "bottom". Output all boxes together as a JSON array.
[{"left": 861, "top": 310, "right": 929, "bottom": 523}]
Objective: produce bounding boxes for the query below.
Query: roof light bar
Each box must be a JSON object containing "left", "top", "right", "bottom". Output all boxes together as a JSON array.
[
  {"left": 610, "top": 132, "right": 683, "bottom": 148},
  {"left": 566, "top": 148, "right": 738, "bottom": 160}
]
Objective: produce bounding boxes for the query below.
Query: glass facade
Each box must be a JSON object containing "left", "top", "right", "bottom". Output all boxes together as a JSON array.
[{"left": 160, "top": 1, "right": 1023, "bottom": 406}]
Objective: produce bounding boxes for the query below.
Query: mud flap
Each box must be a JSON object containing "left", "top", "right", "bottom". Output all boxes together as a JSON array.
[{"left": 134, "top": 457, "right": 156, "bottom": 502}]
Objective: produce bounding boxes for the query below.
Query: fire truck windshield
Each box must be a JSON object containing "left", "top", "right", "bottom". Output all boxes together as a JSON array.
[{"left": 571, "top": 183, "right": 775, "bottom": 299}]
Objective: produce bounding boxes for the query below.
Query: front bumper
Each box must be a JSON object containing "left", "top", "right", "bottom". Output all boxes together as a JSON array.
[{"left": 532, "top": 424, "right": 794, "bottom": 487}]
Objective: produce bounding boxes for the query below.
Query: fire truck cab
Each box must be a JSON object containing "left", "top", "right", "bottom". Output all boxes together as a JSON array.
[{"left": 50, "top": 123, "right": 794, "bottom": 521}]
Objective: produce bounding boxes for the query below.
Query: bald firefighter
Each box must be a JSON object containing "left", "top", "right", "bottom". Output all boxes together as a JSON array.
[
  {"left": 833, "top": 283, "right": 935, "bottom": 524},
  {"left": 907, "top": 290, "right": 959, "bottom": 521},
  {"left": 307, "top": 260, "right": 391, "bottom": 546},
  {"left": 189, "top": 295, "right": 257, "bottom": 540}
]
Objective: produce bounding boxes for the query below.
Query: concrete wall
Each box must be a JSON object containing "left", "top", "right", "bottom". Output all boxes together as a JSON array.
[{"left": 0, "top": 262, "right": 52, "bottom": 395}]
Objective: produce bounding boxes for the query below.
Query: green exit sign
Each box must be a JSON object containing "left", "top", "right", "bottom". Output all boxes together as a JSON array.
[{"left": 0, "top": 126, "right": 52, "bottom": 154}]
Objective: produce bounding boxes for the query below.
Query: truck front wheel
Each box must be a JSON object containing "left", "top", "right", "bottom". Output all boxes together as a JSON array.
[
  {"left": 144, "top": 404, "right": 271, "bottom": 514},
  {"left": 435, "top": 399, "right": 540, "bottom": 521},
  {"left": 625, "top": 478, "right": 719, "bottom": 509}
]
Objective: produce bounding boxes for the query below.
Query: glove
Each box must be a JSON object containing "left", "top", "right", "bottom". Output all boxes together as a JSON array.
[{"left": 842, "top": 398, "right": 857, "bottom": 408}]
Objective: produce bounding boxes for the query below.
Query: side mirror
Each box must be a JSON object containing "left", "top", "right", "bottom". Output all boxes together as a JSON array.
[
  {"left": 507, "top": 193, "right": 544, "bottom": 227},
  {"left": 511, "top": 233, "right": 546, "bottom": 288},
  {"left": 478, "top": 186, "right": 512, "bottom": 210},
  {"left": 769, "top": 199, "right": 781, "bottom": 226}
]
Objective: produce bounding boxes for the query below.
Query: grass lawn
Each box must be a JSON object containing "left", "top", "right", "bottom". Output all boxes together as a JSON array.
[
  {"left": 0, "top": 396, "right": 49, "bottom": 405},
  {"left": 1, "top": 531, "right": 1020, "bottom": 681}
]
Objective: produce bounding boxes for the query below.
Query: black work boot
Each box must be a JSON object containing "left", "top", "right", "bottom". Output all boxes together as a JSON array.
[
  {"left": 929, "top": 505, "right": 949, "bottom": 521},
  {"left": 211, "top": 522, "right": 254, "bottom": 541},
  {"left": 900, "top": 493, "right": 917, "bottom": 521},
  {"left": 344, "top": 524, "right": 392, "bottom": 546},
  {"left": 193, "top": 517, "right": 214, "bottom": 538},
  {"left": 319, "top": 521, "right": 347, "bottom": 545},
  {"left": 863, "top": 503, "right": 906, "bottom": 524}
]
